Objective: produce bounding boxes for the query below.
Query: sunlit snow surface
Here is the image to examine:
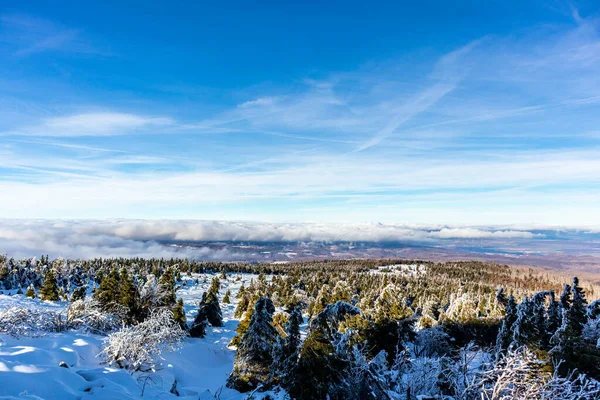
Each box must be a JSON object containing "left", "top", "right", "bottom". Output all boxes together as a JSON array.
[{"left": 0, "top": 273, "right": 286, "bottom": 399}]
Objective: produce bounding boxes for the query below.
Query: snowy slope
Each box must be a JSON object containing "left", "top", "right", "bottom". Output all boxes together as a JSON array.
[{"left": 0, "top": 273, "right": 280, "bottom": 400}]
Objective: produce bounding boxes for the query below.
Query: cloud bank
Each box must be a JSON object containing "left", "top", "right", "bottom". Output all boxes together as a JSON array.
[{"left": 0, "top": 219, "right": 544, "bottom": 260}]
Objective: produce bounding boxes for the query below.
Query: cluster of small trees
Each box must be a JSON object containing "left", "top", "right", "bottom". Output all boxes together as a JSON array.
[{"left": 223, "top": 264, "right": 600, "bottom": 399}]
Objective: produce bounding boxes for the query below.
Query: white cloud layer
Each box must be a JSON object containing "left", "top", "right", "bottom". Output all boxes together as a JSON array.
[{"left": 0, "top": 219, "right": 543, "bottom": 260}]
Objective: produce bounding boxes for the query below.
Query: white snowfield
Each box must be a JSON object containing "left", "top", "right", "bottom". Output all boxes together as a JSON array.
[
  {"left": 0, "top": 273, "right": 283, "bottom": 400},
  {"left": 367, "top": 264, "right": 425, "bottom": 276}
]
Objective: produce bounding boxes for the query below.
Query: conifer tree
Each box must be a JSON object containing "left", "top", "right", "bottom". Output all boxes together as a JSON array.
[
  {"left": 173, "top": 298, "right": 187, "bottom": 330},
  {"left": 202, "top": 289, "right": 223, "bottom": 327},
  {"left": 25, "top": 284, "right": 35, "bottom": 298},
  {"left": 511, "top": 296, "right": 539, "bottom": 348},
  {"left": 288, "top": 327, "right": 344, "bottom": 400},
  {"left": 223, "top": 289, "right": 231, "bottom": 304},
  {"left": 158, "top": 267, "right": 177, "bottom": 307},
  {"left": 236, "top": 282, "right": 246, "bottom": 299},
  {"left": 569, "top": 277, "right": 588, "bottom": 337},
  {"left": 189, "top": 309, "right": 207, "bottom": 338},
  {"left": 495, "top": 287, "right": 508, "bottom": 309},
  {"left": 287, "top": 302, "right": 359, "bottom": 400},
  {"left": 496, "top": 294, "right": 517, "bottom": 352},
  {"left": 530, "top": 291, "right": 551, "bottom": 348},
  {"left": 230, "top": 299, "right": 254, "bottom": 347},
  {"left": 190, "top": 289, "right": 223, "bottom": 338},
  {"left": 119, "top": 268, "right": 140, "bottom": 322},
  {"left": 70, "top": 286, "right": 86, "bottom": 302},
  {"left": 310, "top": 284, "right": 331, "bottom": 317},
  {"left": 560, "top": 283, "right": 572, "bottom": 310},
  {"left": 546, "top": 291, "right": 562, "bottom": 340},
  {"left": 552, "top": 277, "right": 589, "bottom": 375},
  {"left": 227, "top": 297, "right": 277, "bottom": 392},
  {"left": 95, "top": 267, "right": 120, "bottom": 310},
  {"left": 234, "top": 294, "right": 250, "bottom": 319},
  {"left": 208, "top": 276, "right": 220, "bottom": 297},
  {"left": 274, "top": 304, "right": 304, "bottom": 386},
  {"left": 40, "top": 269, "right": 60, "bottom": 301}
]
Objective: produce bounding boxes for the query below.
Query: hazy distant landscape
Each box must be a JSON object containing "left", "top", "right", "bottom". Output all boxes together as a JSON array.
[{"left": 3, "top": 219, "right": 599, "bottom": 274}]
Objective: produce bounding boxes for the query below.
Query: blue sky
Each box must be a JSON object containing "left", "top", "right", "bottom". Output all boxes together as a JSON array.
[{"left": 1, "top": 1, "right": 600, "bottom": 225}]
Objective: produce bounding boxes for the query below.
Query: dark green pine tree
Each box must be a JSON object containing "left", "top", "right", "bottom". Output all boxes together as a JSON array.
[
  {"left": 119, "top": 268, "right": 140, "bottom": 322},
  {"left": 284, "top": 305, "right": 303, "bottom": 357},
  {"left": 530, "top": 291, "right": 551, "bottom": 349},
  {"left": 234, "top": 294, "right": 251, "bottom": 319},
  {"left": 70, "top": 286, "right": 86, "bottom": 302},
  {"left": 552, "top": 277, "right": 591, "bottom": 376},
  {"left": 274, "top": 305, "right": 303, "bottom": 387},
  {"left": 545, "top": 292, "right": 562, "bottom": 345},
  {"left": 25, "top": 284, "right": 35, "bottom": 298},
  {"left": 560, "top": 283, "right": 572, "bottom": 310},
  {"left": 172, "top": 298, "right": 187, "bottom": 330},
  {"left": 189, "top": 308, "right": 208, "bottom": 338},
  {"left": 208, "top": 276, "right": 220, "bottom": 298},
  {"left": 287, "top": 323, "right": 347, "bottom": 400},
  {"left": 495, "top": 287, "right": 508, "bottom": 309},
  {"left": 158, "top": 267, "right": 177, "bottom": 307},
  {"left": 222, "top": 289, "right": 231, "bottom": 304},
  {"left": 496, "top": 294, "right": 517, "bottom": 352},
  {"left": 230, "top": 298, "right": 254, "bottom": 346},
  {"left": 94, "top": 267, "right": 120, "bottom": 310},
  {"left": 236, "top": 282, "right": 246, "bottom": 299},
  {"left": 40, "top": 269, "right": 60, "bottom": 301},
  {"left": 568, "top": 277, "right": 588, "bottom": 337},
  {"left": 203, "top": 290, "right": 223, "bottom": 327}
]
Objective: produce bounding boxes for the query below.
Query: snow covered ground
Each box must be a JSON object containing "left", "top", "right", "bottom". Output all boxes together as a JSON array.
[
  {"left": 0, "top": 273, "right": 281, "bottom": 400},
  {"left": 367, "top": 263, "right": 425, "bottom": 276}
]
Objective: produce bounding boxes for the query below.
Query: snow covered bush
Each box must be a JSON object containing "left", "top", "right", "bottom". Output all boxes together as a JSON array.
[
  {"left": 402, "top": 356, "right": 444, "bottom": 398},
  {"left": 100, "top": 309, "right": 185, "bottom": 372},
  {"left": 477, "top": 347, "right": 600, "bottom": 399},
  {"left": 443, "top": 342, "right": 491, "bottom": 398},
  {"left": 67, "top": 298, "right": 122, "bottom": 334},
  {"left": 413, "top": 325, "right": 450, "bottom": 357},
  {"left": 0, "top": 306, "right": 66, "bottom": 337}
]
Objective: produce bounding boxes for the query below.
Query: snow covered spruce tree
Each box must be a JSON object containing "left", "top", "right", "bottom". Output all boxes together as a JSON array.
[
  {"left": 158, "top": 267, "right": 177, "bottom": 307},
  {"left": 496, "top": 294, "right": 517, "bottom": 353},
  {"left": 287, "top": 301, "right": 361, "bottom": 400},
  {"left": 227, "top": 296, "right": 278, "bottom": 392},
  {"left": 25, "top": 284, "right": 35, "bottom": 298},
  {"left": 551, "top": 277, "right": 600, "bottom": 377},
  {"left": 272, "top": 304, "right": 303, "bottom": 387},
  {"left": 189, "top": 278, "right": 223, "bottom": 338},
  {"left": 40, "top": 269, "right": 60, "bottom": 301}
]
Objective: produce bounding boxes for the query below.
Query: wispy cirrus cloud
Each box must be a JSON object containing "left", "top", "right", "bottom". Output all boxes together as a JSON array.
[
  {"left": 0, "top": 13, "right": 105, "bottom": 57},
  {"left": 3, "top": 112, "right": 173, "bottom": 137}
]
